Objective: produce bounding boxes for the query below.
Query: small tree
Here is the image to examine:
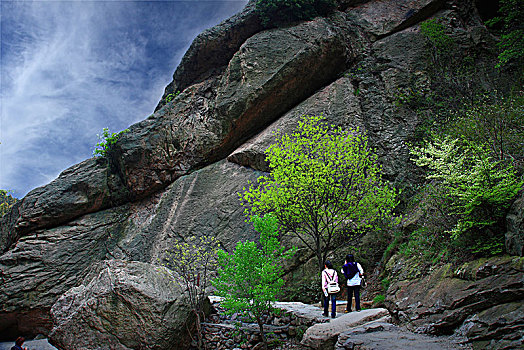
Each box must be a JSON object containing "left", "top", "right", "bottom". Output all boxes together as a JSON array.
[
  {"left": 240, "top": 115, "right": 398, "bottom": 271},
  {"left": 212, "top": 214, "right": 295, "bottom": 350},
  {"left": 163, "top": 235, "right": 220, "bottom": 350}
]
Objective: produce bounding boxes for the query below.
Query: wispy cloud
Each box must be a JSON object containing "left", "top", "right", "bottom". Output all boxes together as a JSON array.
[{"left": 1, "top": 0, "right": 248, "bottom": 197}]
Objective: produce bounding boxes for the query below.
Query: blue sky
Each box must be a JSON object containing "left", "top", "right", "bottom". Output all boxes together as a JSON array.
[{"left": 1, "top": 0, "right": 248, "bottom": 198}]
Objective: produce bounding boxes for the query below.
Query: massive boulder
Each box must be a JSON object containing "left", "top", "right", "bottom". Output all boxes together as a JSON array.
[
  {"left": 384, "top": 255, "right": 524, "bottom": 349},
  {"left": 48, "top": 260, "right": 193, "bottom": 350},
  {"left": 0, "top": 204, "right": 132, "bottom": 339}
]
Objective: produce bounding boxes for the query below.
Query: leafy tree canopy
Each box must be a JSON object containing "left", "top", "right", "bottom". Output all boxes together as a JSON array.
[{"left": 240, "top": 115, "right": 399, "bottom": 271}]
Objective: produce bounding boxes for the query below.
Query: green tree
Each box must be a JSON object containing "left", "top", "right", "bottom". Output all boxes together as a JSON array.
[
  {"left": 163, "top": 235, "right": 220, "bottom": 350},
  {"left": 93, "top": 127, "right": 129, "bottom": 157},
  {"left": 410, "top": 136, "right": 523, "bottom": 253},
  {"left": 212, "top": 214, "right": 295, "bottom": 350},
  {"left": 0, "top": 190, "right": 18, "bottom": 217},
  {"left": 240, "top": 115, "right": 398, "bottom": 271}
]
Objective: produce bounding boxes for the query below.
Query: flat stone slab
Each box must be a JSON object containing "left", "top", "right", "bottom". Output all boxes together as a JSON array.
[
  {"left": 335, "top": 321, "right": 471, "bottom": 350},
  {"left": 273, "top": 301, "right": 333, "bottom": 324},
  {"left": 301, "top": 308, "right": 389, "bottom": 349}
]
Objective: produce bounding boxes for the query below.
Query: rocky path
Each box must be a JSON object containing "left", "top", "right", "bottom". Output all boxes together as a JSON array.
[{"left": 1, "top": 301, "right": 472, "bottom": 350}]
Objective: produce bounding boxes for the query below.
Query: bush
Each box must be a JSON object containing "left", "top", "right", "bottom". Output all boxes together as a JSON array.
[
  {"left": 255, "top": 0, "right": 336, "bottom": 27},
  {"left": 373, "top": 294, "right": 385, "bottom": 306},
  {"left": 486, "top": 0, "right": 524, "bottom": 69},
  {"left": 0, "top": 190, "right": 18, "bottom": 217},
  {"left": 410, "top": 136, "right": 523, "bottom": 255},
  {"left": 448, "top": 94, "right": 524, "bottom": 169},
  {"left": 93, "top": 128, "right": 129, "bottom": 157}
]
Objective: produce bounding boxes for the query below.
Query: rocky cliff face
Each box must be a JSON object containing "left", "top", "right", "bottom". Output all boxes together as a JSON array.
[{"left": 0, "top": 0, "right": 521, "bottom": 348}]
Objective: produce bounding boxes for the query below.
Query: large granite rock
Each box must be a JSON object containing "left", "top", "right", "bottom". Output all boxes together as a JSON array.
[
  {"left": 48, "top": 260, "right": 193, "bottom": 350},
  {"left": 228, "top": 76, "right": 365, "bottom": 172},
  {"left": 145, "top": 160, "right": 262, "bottom": 263},
  {"left": 506, "top": 192, "right": 524, "bottom": 257},
  {"left": 384, "top": 255, "right": 524, "bottom": 349},
  {"left": 0, "top": 158, "right": 129, "bottom": 253},
  {"left": 346, "top": 0, "right": 445, "bottom": 38},
  {"left": 0, "top": 205, "right": 131, "bottom": 339},
  {"left": 0, "top": 160, "right": 260, "bottom": 338},
  {"left": 109, "top": 14, "right": 350, "bottom": 201},
  {"left": 156, "top": 0, "right": 263, "bottom": 111}
]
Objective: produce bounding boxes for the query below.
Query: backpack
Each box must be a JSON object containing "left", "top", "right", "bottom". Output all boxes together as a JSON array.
[
  {"left": 343, "top": 262, "right": 359, "bottom": 280},
  {"left": 324, "top": 270, "right": 340, "bottom": 294}
]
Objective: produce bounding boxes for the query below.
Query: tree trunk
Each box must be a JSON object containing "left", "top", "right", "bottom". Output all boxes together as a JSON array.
[{"left": 256, "top": 316, "right": 268, "bottom": 350}]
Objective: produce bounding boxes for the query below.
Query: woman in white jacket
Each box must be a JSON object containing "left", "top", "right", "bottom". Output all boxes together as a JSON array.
[
  {"left": 341, "top": 254, "right": 364, "bottom": 312},
  {"left": 321, "top": 260, "right": 338, "bottom": 318}
]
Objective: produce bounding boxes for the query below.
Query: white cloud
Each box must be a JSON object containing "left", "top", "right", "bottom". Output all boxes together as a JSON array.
[{"left": 1, "top": 0, "right": 248, "bottom": 197}]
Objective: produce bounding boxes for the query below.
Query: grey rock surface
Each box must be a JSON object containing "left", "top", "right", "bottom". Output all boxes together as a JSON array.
[
  {"left": 228, "top": 77, "right": 364, "bottom": 172},
  {"left": 0, "top": 338, "right": 58, "bottom": 350},
  {"left": 0, "top": 157, "right": 129, "bottom": 253},
  {"left": 48, "top": 260, "right": 192, "bottom": 350},
  {"left": 145, "top": 159, "right": 263, "bottom": 263},
  {"left": 335, "top": 320, "right": 469, "bottom": 350},
  {"left": 156, "top": 0, "right": 263, "bottom": 111},
  {"left": 506, "top": 191, "right": 524, "bottom": 256},
  {"left": 385, "top": 255, "right": 524, "bottom": 348},
  {"left": 346, "top": 0, "right": 444, "bottom": 38},
  {"left": 301, "top": 308, "right": 389, "bottom": 349},
  {"left": 0, "top": 205, "right": 131, "bottom": 339}
]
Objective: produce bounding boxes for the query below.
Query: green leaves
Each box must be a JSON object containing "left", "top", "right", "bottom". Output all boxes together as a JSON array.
[
  {"left": 212, "top": 214, "right": 295, "bottom": 348},
  {"left": 486, "top": 0, "right": 524, "bottom": 68},
  {"left": 240, "top": 114, "right": 398, "bottom": 270},
  {"left": 410, "top": 136, "right": 523, "bottom": 240},
  {"left": 92, "top": 127, "right": 129, "bottom": 157}
]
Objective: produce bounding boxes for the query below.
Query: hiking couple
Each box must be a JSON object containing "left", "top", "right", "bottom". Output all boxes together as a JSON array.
[{"left": 321, "top": 254, "right": 364, "bottom": 318}]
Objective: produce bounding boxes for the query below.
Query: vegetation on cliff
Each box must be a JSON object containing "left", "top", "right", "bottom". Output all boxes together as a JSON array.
[
  {"left": 92, "top": 127, "right": 129, "bottom": 157},
  {"left": 0, "top": 190, "right": 18, "bottom": 217},
  {"left": 255, "top": 0, "right": 336, "bottom": 27}
]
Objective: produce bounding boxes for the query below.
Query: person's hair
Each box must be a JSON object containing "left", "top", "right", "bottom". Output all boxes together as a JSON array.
[
  {"left": 15, "top": 337, "right": 25, "bottom": 346},
  {"left": 324, "top": 260, "right": 333, "bottom": 269},
  {"left": 346, "top": 254, "right": 355, "bottom": 263}
]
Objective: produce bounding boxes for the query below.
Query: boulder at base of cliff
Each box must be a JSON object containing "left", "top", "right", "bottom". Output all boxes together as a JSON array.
[
  {"left": 385, "top": 255, "right": 524, "bottom": 349},
  {"left": 48, "top": 260, "right": 193, "bottom": 350}
]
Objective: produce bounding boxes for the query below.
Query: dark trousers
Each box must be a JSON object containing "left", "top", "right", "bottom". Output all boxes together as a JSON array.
[
  {"left": 347, "top": 285, "right": 361, "bottom": 311},
  {"left": 323, "top": 293, "right": 336, "bottom": 317}
]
